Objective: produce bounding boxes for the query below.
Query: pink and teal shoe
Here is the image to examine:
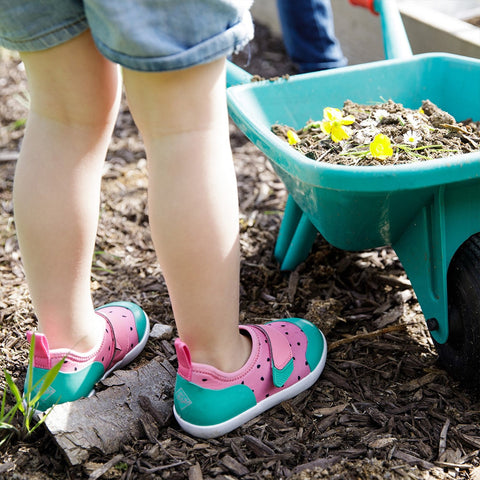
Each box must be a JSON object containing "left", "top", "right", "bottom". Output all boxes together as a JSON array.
[
  {"left": 173, "top": 318, "right": 327, "bottom": 438},
  {"left": 24, "top": 301, "right": 150, "bottom": 411}
]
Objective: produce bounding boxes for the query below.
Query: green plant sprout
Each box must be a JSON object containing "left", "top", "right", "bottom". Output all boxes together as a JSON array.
[
  {"left": 0, "top": 333, "right": 64, "bottom": 446},
  {"left": 0, "top": 387, "right": 18, "bottom": 446},
  {"left": 341, "top": 138, "right": 459, "bottom": 162},
  {"left": 8, "top": 118, "right": 26, "bottom": 130},
  {"left": 92, "top": 249, "right": 121, "bottom": 274}
]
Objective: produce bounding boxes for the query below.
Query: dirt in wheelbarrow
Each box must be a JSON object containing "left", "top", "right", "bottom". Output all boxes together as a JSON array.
[
  {"left": 1, "top": 23, "right": 480, "bottom": 480},
  {"left": 272, "top": 99, "right": 480, "bottom": 166}
]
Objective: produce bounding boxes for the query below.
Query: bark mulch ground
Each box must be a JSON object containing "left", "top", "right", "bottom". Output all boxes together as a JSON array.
[{"left": 1, "top": 23, "right": 480, "bottom": 480}]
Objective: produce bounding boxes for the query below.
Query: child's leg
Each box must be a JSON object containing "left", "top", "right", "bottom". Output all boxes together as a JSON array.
[
  {"left": 14, "top": 31, "right": 121, "bottom": 352},
  {"left": 122, "top": 59, "right": 251, "bottom": 372}
]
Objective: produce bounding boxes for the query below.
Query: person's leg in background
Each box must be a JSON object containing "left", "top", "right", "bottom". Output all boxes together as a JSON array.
[{"left": 276, "top": 0, "right": 347, "bottom": 73}]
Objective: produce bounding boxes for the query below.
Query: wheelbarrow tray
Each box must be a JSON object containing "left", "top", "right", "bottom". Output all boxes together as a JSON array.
[
  {"left": 227, "top": 52, "right": 480, "bottom": 344},
  {"left": 227, "top": 52, "right": 480, "bottom": 250}
]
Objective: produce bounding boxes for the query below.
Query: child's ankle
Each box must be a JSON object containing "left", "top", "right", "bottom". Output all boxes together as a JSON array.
[
  {"left": 38, "top": 313, "right": 104, "bottom": 353},
  {"left": 191, "top": 333, "right": 252, "bottom": 373}
]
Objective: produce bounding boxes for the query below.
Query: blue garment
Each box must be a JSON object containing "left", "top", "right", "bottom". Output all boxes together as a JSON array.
[
  {"left": 276, "top": 0, "right": 347, "bottom": 73},
  {"left": 0, "top": 0, "right": 254, "bottom": 72}
]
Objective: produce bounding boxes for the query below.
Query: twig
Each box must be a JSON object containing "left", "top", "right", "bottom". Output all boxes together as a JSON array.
[
  {"left": 138, "top": 461, "right": 188, "bottom": 475},
  {"left": 440, "top": 123, "right": 480, "bottom": 148},
  {"left": 328, "top": 324, "right": 406, "bottom": 351},
  {"left": 291, "top": 456, "right": 342, "bottom": 476},
  {"left": 440, "top": 123, "right": 473, "bottom": 135},
  {"left": 392, "top": 450, "right": 436, "bottom": 470},
  {"left": 438, "top": 418, "right": 450, "bottom": 458},
  {"left": 0, "top": 152, "right": 18, "bottom": 162},
  {"left": 462, "top": 134, "right": 479, "bottom": 149},
  {"left": 455, "top": 428, "right": 480, "bottom": 449},
  {"left": 435, "top": 461, "right": 473, "bottom": 470},
  {"left": 88, "top": 454, "right": 124, "bottom": 480}
]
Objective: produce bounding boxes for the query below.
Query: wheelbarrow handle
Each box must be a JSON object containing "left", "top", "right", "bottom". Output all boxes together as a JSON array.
[
  {"left": 349, "top": 0, "right": 377, "bottom": 14},
  {"left": 226, "top": 60, "right": 253, "bottom": 88},
  {"left": 227, "top": 0, "right": 413, "bottom": 85},
  {"left": 350, "top": 0, "right": 413, "bottom": 60}
]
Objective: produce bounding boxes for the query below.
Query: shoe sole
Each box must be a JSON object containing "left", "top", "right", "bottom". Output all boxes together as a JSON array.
[{"left": 173, "top": 330, "right": 327, "bottom": 439}]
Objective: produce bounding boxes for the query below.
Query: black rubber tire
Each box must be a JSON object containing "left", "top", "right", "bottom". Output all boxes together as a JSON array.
[{"left": 434, "top": 233, "right": 480, "bottom": 389}]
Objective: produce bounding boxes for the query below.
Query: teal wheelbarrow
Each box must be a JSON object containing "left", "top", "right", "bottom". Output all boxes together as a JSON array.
[{"left": 226, "top": 0, "right": 480, "bottom": 387}]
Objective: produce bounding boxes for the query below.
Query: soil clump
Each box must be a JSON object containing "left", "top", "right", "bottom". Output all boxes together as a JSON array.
[{"left": 273, "top": 99, "right": 480, "bottom": 166}]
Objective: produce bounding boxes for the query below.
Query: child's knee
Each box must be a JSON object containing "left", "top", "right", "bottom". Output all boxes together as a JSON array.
[{"left": 21, "top": 32, "right": 121, "bottom": 127}]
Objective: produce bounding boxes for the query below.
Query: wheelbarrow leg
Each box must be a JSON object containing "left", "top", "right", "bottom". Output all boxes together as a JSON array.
[
  {"left": 274, "top": 195, "right": 318, "bottom": 271},
  {"left": 392, "top": 188, "right": 449, "bottom": 344},
  {"left": 392, "top": 183, "right": 480, "bottom": 345},
  {"left": 393, "top": 182, "right": 480, "bottom": 387},
  {"left": 274, "top": 195, "right": 303, "bottom": 264}
]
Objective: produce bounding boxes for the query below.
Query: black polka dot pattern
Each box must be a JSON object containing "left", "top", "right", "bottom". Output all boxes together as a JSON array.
[{"left": 186, "top": 321, "right": 313, "bottom": 405}]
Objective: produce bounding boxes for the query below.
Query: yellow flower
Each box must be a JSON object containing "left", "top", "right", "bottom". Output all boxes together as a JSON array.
[
  {"left": 369, "top": 134, "right": 393, "bottom": 160},
  {"left": 320, "top": 107, "right": 355, "bottom": 143},
  {"left": 287, "top": 129, "right": 300, "bottom": 145}
]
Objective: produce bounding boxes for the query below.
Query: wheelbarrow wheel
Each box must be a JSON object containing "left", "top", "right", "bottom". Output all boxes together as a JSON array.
[{"left": 435, "top": 233, "right": 480, "bottom": 389}]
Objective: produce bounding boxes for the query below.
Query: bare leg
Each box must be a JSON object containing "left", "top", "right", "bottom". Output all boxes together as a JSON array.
[
  {"left": 14, "top": 31, "right": 121, "bottom": 352},
  {"left": 123, "top": 59, "right": 250, "bottom": 372}
]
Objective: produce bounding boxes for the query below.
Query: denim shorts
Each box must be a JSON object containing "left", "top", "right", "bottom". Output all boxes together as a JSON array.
[{"left": 0, "top": 0, "right": 254, "bottom": 71}]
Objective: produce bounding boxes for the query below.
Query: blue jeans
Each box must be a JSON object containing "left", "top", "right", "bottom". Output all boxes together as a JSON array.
[{"left": 276, "top": 0, "right": 347, "bottom": 73}]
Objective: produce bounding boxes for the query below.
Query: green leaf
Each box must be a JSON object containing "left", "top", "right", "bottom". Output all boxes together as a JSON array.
[
  {"left": 0, "top": 420, "right": 17, "bottom": 431},
  {"left": 9, "top": 118, "right": 26, "bottom": 130},
  {"left": 1, "top": 387, "right": 6, "bottom": 418},
  {"left": 27, "top": 409, "right": 50, "bottom": 435},
  {"left": 30, "top": 357, "right": 65, "bottom": 407},
  {"left": 303, "top": 121, "right": 322, "bottom": 131},
  {"left": 3, "top": 332, "right": 65, "bottom": 435},
  {"left": 24, "top": 405, "right": 35, "bottom": 432},
  {"left": 4, "top": 370, "right": 24, "bottom": 413},
  {"left": 25, "top": 333, "right": 36, "bottom": 400},
  {"left": 1, "top": 386, "right": 18, "bottom": 422}
]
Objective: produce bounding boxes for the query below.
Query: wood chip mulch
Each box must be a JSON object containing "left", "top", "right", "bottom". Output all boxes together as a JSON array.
[{"left": 1, "top": 23, "right": 480, "bottom": 480}]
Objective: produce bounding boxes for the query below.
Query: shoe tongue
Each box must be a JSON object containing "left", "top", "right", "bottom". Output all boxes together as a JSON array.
[{"left": 26, "top": 332, "right": 51, "bottom": 368}]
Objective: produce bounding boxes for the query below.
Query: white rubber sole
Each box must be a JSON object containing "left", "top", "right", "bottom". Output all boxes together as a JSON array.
[{"left": 174, "top": 330, "right": 327, "bottom": 439}]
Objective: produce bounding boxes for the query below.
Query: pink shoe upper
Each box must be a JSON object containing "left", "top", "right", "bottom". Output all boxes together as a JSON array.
[
  {"left": 27, "top": 305, "right": 139, "bottom": 373},
  {"left": 175, "top": 321, "right": 311, "bottom": 402}
]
